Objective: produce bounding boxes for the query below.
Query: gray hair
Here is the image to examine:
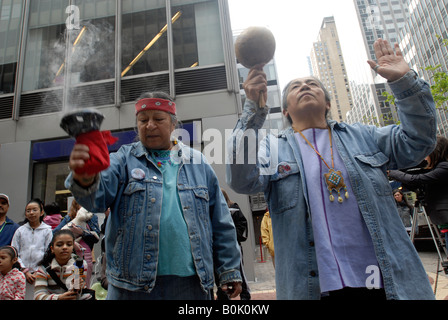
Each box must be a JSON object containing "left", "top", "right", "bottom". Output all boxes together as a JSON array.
[
  {"left": 281, "top": 77, "right": 331, "bottom": 125},
  {"left": 134, "top": 91, "right": 181, "bottom": 142}
]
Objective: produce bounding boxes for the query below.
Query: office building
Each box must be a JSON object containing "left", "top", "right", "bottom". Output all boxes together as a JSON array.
[
  {"left": 310, "top": 16, "right": 353, "bottom": 122},
  {"left": 0, "top": 0, "right": 258, "bottom": 280},
  {"left": 398, "top": 0, "right": 448, "bottom": 136},
  {"left": 348, "top": 0, "right": 411, "bottom": 126}
]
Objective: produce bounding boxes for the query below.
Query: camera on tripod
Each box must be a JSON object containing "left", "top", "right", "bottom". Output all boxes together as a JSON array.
[
  {"left": 396, "top": 166, "right": 428, "bottom": 207},
  {"left": 390, "top": 163, "right": 448, "bottom": 275}
]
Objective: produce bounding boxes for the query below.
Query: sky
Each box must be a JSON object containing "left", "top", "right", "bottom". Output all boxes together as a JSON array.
[{"left": 227, "top": 0, "right": 369, "bottom": 89}]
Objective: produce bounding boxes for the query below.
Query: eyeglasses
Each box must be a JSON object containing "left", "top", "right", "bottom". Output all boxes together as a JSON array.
[{"left": 25, "top": 208, "right": 41, "bottom": 214}]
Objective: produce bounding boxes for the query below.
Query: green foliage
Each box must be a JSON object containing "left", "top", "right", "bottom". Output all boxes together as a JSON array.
[
  {"left": 425, "top": 63, "right": 448, "bottom": 110},
  {"left": 382, "top": 91, "right": 395, "bottom": 106},
  {"left": 363, "top": 36, "right": 447, "bottom": 127},
  {"left": 383, "top": 35, "right": 448, "bottom": 113}
]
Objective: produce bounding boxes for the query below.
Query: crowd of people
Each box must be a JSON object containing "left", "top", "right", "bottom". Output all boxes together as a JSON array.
[
  {"left": 0, "top": 195, "right": 101, "bottom": 300},
  {"left": 0, "top": 38, "right": 446, "bottom": 300}
]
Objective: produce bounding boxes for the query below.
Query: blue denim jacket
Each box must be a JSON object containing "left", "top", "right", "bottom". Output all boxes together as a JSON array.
[
  {"left": 66, "top": 141, "right": 241, "bottom": 293},
  {"left": 226, "top": 71, "right": 437, "bottom": 300}
]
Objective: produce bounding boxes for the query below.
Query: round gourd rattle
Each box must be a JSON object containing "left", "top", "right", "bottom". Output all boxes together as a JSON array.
[{"left": 235, "top": 26, "right": 276, "bottom": 107}]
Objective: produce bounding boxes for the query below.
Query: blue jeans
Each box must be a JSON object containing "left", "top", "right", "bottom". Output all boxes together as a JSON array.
[{"left": 106, "top": 275, "right": 212, "bottom": 300}]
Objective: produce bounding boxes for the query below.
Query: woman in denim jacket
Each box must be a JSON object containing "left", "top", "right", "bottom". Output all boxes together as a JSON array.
[
  {"left": 65, "top": 92, "right": 242, "bottom": 300},
  {"left": 227, "top": 39, "right": 436, "bottom": 300}
]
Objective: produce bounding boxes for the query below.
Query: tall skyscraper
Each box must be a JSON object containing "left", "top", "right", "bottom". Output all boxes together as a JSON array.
[
  {"left": 349, "top": 0, "right": 412, "bottom": 126},
  {"left": 310, "top": 17, "right": 353, "bottom": 122},
  {"left": 399, "top": 0, "right": 448, "bottom": 136}
]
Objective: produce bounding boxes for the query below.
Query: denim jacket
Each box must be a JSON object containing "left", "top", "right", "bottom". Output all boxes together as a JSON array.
[
  {"left": 226, "top": 71, "right": 436, "bottom": 300},
  {"left": 66, "top": 141, "right": 241, "bottom": 293}
]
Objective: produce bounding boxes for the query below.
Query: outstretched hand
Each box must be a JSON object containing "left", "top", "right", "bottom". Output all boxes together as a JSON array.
[{"left": 367, "top": 39, "right": 411, "bottom": 82}]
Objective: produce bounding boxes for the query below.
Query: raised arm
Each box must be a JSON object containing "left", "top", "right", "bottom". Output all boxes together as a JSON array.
[
  {"left": 226, "top": 66, "right": 275, "bottom": 194},
  {"left": 366, "top": 39, "right": 437, "bottom": 169}
]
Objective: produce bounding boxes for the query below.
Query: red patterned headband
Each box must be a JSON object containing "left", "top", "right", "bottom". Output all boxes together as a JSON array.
[{"left": 135, "top": 98, "right": 176, "bottom": 115}]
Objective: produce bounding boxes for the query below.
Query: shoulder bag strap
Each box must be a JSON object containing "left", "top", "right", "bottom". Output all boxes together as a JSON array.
[{"left": 45, "top": 265, "right": 68, "bottom": 291}]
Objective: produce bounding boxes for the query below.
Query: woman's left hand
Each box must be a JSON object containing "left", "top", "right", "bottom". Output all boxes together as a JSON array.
[
  {"left": 367, "top": 39, "right": 411, "bottom": 82},
  {"left": 221, "top": 281, "right": 242, "bottom": 299}
]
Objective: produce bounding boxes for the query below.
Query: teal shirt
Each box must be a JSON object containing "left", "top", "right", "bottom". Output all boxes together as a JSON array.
[{"left": 151, "top": 150, "right": 195, "bottom": 277}]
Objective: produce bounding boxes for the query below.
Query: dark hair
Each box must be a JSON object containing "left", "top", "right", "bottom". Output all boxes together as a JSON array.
[
  {"left": 427, "top": 136, "right": 448, "bottom": 169},
  {"left": 44, "top": 202, "right": 60, "bottom": 216},
  {"left": 0, "top": 246, "right": 21, "bottom": 270},
  {"left": 393, "top": 189, "right": 413, "bottom": 211},
  {"left": 281, "top": 76, "right": 331, "bottom": 125},
  {"left": 24, "top": 198, "right": 45, "bottom": 223},
  {"left": 39, "top": 230, "right": 76, "bottom": 267}
]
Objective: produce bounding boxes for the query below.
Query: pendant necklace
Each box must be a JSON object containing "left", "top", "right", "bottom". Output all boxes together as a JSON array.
[{"left": 295, "top": 127, "right": 349, "bottom": 203}]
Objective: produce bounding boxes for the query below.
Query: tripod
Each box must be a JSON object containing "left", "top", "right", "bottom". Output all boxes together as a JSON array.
[{"left": 409, "top": 202, "right": 448, "bottom": 295}]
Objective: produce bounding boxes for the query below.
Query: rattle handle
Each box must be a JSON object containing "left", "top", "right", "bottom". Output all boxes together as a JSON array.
[{"left": 259, "top": 91, "right": 266, "bottom": 108}]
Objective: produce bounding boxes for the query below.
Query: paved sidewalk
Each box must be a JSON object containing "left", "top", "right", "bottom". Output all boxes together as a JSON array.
[
  {"left": 247, "top": 251, "right": 276, "bottom": 300},
  {"left": 419, "top": 251, "right": 448, "bottom": 300}
]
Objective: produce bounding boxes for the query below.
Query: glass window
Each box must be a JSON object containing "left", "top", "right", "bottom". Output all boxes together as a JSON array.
[
  {"left": 69, "top": 0, "right": 116, "bottom": 83},
  {"left": 22, "top": 0, "right": 116, "bottom": 92},
  {"left": 121, "top": 0, "right": 168, "bottom": 77},
  {"left": 32, "top": 161, "right": 72, "bottom": 215},
  {"left": 19, "top": 0, "right": 116, "bottom": 115},
  {"left": 238, "top": 62, "right": 276, "bottom": 83},
  {"left": 0, "top": 0, "right": 23, "bottom": 95},
  {"left": 23, "top": 0, "right": 68, "bottom": 92},
  {"left": 171, "top": 0, "right": 223, "bottom": 69}
]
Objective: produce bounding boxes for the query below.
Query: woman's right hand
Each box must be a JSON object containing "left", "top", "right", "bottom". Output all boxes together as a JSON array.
[{"left": 69, "top": 144, "right": 96, "bottom": 187}]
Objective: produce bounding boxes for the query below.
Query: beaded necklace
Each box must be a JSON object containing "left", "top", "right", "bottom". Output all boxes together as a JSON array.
[
  {"left": 294, "top": 126, "right": 349, "bottom": 203},
  {"left": 149, "top": 140, "right": 180, "bottom": 168}
]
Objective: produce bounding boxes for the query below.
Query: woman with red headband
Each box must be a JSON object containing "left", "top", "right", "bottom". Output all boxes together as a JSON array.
[{"left": 65, "top": 91, "right": 242, "bottom": 300}]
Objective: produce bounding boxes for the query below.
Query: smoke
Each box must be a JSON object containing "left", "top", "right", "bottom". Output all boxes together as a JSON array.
[{"left": 47, "top": 19, "right": 115, "bottom": 114}]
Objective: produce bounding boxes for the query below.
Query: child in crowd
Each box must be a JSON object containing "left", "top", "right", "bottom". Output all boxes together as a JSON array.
[
  {"left": 0, "top": 246, "right": 26, "bottom": 300},
  {"left": 54, "top": 200, "right": 100, "bottom": 288},
  {"left": 43, "top": 202, "right": 63, "bottom": 230},
  {"left": 11, "top": 198, "right": 53, "bottom": 299},
  {"left": 34, "top": 229, "right": 89, "bottom": 300}
]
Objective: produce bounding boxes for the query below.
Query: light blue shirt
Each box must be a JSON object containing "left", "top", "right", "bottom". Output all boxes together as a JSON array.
[
  {"left": 66, "top": 141, "right": 242, "bottom": 293},
  {"left": 151, "top": 150, "right": 196, "bottom": 277},
  {"left": 296, "top": 128, "right": 382, "bottom": 293}
]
